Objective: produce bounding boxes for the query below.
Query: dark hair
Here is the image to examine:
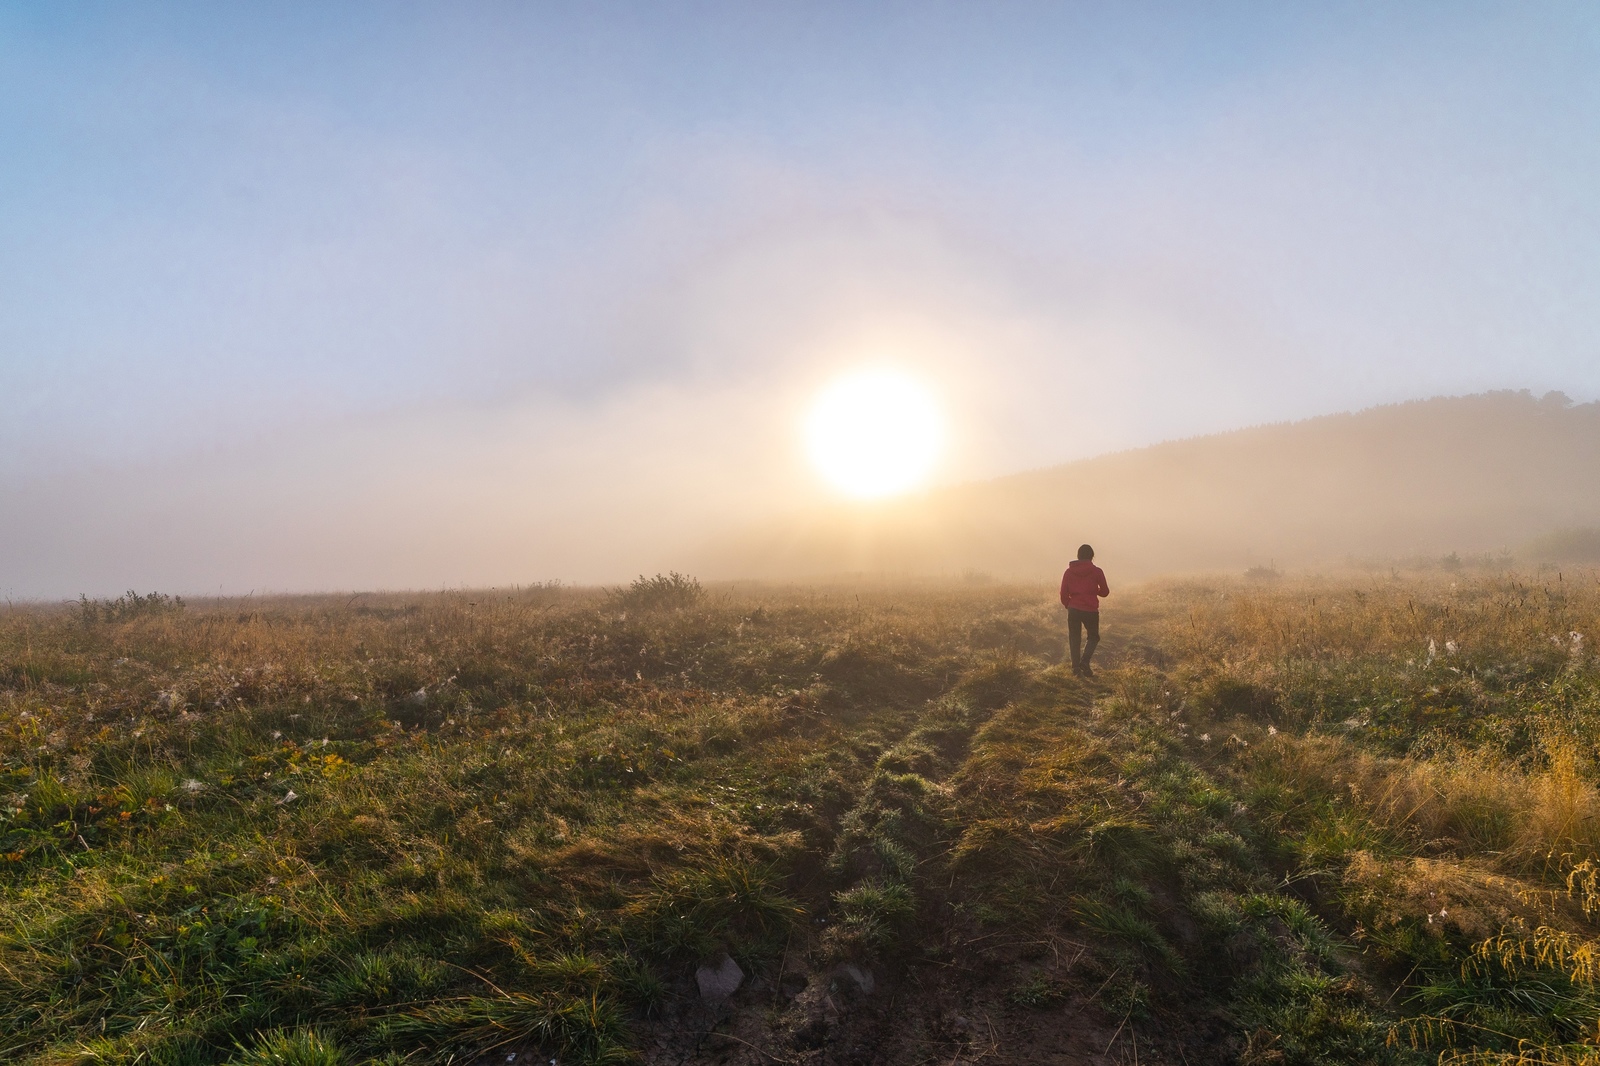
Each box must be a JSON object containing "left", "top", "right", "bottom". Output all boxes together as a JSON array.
[{"left": 1077, "top": 544, "right": 1094, "bottom": 561}]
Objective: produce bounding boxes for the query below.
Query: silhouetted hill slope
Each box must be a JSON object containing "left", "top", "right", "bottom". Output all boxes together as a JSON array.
[{"left": 709, "top": 390, "right": 1600, "bottom": 579}]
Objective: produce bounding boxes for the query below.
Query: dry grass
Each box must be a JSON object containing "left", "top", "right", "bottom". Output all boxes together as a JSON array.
[{"left": 5, "top": 570, "right": 1600, "bottom": 1064}]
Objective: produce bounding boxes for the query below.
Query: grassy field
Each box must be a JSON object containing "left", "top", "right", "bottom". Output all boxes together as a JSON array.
[{"left": 5, "top": 570, "right": 1600, "bottom": 1065}]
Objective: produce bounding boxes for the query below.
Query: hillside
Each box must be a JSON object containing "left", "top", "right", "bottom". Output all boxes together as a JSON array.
[{"left": 708, "top": 390, "right": 1600, "bottom": 580}]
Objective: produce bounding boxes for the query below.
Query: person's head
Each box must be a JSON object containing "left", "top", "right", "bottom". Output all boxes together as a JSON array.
[{"left": 1077, "top": 544, "right": 1095, "bottom": 561}]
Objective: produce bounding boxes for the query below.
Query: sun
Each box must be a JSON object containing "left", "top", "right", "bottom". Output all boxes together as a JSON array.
[{"left": 804, "top": 368, "right": 944, "bottom": 499}]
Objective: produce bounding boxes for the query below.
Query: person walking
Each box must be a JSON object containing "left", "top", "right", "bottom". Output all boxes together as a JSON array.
[{"left": 1060, "top": 544, "right": 1110, "bottom": 677}]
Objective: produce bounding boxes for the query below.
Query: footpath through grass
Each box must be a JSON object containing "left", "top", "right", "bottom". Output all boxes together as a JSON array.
[{"left": 5, "top": 573, "right": 1600, "bottom": 1065}]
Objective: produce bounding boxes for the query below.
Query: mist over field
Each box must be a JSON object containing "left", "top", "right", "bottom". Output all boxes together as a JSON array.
[
  {"left": 7, "top": 388, "right": 1599, "bottom": 598},
  {"left": 708, "top": 390, "right": 1600, "bottom": 582},
  {"left": 4, "top": 5, "right": 1600, "bottom": 598}
]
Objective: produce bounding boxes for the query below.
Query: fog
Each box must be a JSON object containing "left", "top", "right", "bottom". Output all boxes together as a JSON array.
[
  {"left": 706, "top": 391, "right": 1600, "bottom": 583},
  {"left": 8, "top": 384, "right": 1597, "bottom": 598},
  {"left": 4, "top": 6, "right": 1600, "bottom": 598}
]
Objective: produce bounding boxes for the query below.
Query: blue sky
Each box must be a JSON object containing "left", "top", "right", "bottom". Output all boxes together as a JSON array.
[{"left": 3, "top": 3, "right": 1599, "bottom": 593}]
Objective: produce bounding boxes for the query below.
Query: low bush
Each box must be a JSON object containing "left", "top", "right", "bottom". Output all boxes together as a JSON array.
[{"left": 611, "top": 572, "right": 703, "bottom": 611}]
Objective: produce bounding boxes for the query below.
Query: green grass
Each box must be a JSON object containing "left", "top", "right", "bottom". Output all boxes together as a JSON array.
[{"left": 4, "top": 573, "right": 1600, "bottom": 1063}]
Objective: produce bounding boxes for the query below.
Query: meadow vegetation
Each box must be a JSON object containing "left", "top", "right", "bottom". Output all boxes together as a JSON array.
[{"left": 5, "top": 571, "right": 1600, "bottom": 1064}]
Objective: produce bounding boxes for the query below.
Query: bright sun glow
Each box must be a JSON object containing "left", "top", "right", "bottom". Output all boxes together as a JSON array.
[{"left": 805, "top": 368, "right": 944, "bottom": 499}]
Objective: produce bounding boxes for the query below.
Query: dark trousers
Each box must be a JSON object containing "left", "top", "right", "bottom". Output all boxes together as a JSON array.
[{"left": 1067, "top": 608, "right": 1100, "bottom": 670}]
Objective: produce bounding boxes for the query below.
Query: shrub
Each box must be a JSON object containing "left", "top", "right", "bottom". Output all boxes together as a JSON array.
[
  {"left": 77, "top": 589, "right": 186, "bottom": 623},
  {"left": 612, "top": 572, "right": 703, "bottom": 611}
]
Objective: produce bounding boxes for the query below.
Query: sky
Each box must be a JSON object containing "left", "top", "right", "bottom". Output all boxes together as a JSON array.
[{"left": 3, "top": 2, "right": 1600, "bottom": 596}]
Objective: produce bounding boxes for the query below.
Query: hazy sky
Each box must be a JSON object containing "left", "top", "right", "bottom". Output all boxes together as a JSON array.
[{"left": 4, "top": 3, "right": 1600, "bottom": 595}]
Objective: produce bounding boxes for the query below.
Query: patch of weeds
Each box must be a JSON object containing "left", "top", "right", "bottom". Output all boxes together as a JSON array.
[
  {"left": 1094, "top": 968, "right": 1152, "bottom": 1021},
  {"left": 378, "top": 993, "right": 631, "bottom": 1065},
  {"left": 1075, "top": 898, "right": 1180, "bottom": 970},
  {"left": 954, "top": 654, "right": 1035, "bottom": 712},
  {"left": 828, "top": 879, "right": 915, "bottom": 956},
  {"left": 608, "top": 954, "right": 666, "bottom": 1013},
  {"left": 828, "top": 769, "right": 942, "bottom": 883},
  {"left": 72, "top": 1030, "right": 220, "bottom": 1066},
  {"left": 78, "top": 589, "right": 186, "bottom": 624},
  {"left": 1009, "top": 972, "right": 1070, "bottom": 1008},
  {"left": 231, "top": 1028, "right": 347, "bottom": 1066},
  {"left": 320, "top": 948, "right": 451, "bottom": 1008},
  {"left": 1083, "top": 816, "right": 1162, "bottom": 875},
  {"left": 624, "top": 855, "right": 802, "bottom": 961},
  {"left": 1234, "top": 970, "right": 1398, "bottom": 1066}
]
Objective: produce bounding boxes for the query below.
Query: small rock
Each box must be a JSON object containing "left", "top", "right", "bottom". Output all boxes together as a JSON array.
[
  {"left": 839, "top": 963, "right": 875, "bottom": 995},
  {"left": 696, "top": 954, "right": 744, "bottom": 1001}
]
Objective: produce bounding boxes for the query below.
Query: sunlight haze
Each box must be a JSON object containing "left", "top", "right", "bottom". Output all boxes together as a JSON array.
[
  {"left": 805, "top": 369, "right": 944, "bottom": 499},
  {"left": 2, "top": 2, "right": 1599, "bottom": 595}
]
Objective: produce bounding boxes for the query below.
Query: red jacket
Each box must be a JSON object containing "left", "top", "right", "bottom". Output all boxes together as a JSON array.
[{"left": 1060, "top": 560, "right": 1109, "bottom": 612}]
